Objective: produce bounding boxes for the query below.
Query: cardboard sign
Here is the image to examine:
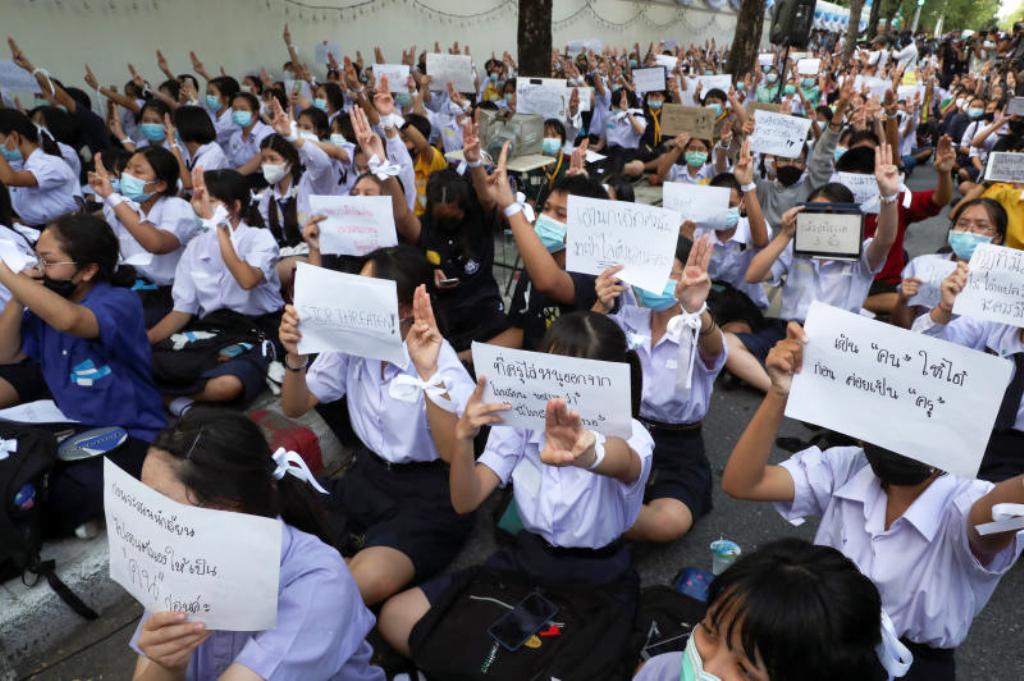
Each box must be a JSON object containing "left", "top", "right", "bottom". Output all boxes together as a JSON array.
[
  {"left": 471, "top": 342, "right": 633, "bottom": 438},
  {"left": 797, "top": 58, "right": 821, "bottom": 75},
  {"left": 373, "top": 64, "right": 411, "bottom": 91},
  {"left": 787, "top": 302, "right": 1014, "bottom": 479},
  {"left": 954, "top": 244, "right": 1024, "bottom": 327},
  {"left": 984, "top": 152, "right": 1024, "bottom": 184},
  {"left": 0, "top": 60, "right": 41, "bottom": 94},
  {"left": 307, "top": 195, "right": 398, "bottom": 256},
  {"left": 660, "top": 104, "right": 716, "bottom": 139},
  {"left": 662, "top": 183, "right": 733, "bottom": 230},
  {"left": 749, "top": 109, "right": 812, "bottom": 159},
  {"left": 426, "top": 53, "right": 475, "bottom": 93},
  {"left": 516, "top": 78, "right": 568, "bottom": 121},
  {"left": 633, "top": 67, "right": 667, "bottom": 94}
]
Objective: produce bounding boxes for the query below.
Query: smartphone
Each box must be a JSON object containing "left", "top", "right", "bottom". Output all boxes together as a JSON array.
[{"left": 488, "top": 592, "right": 559, "bottom": 652}]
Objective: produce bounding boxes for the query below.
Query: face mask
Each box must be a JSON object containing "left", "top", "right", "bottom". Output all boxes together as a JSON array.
[
  {"left": 685, "top": 151, "right": 708, "bottom": 167},
  {"left": 706, "top": 103, "right": 723, "bottom": 117},
  {"left": 681, "top": 633, "right": 723, "bottom": 681},
  {"left": 634, "top": 280, "right": 678, "bottom": 311},
  {"left": 948, "top": 229, "right": 993, "bottom": 261},
  {"left": 313, "top": 97, "right": 328, "bottom": 111},
  {"left": 722, "top": 206, "right": 741, "bottom": 229},
  {"left": 232, "top": 110, "right": 253, "bottom": 128},
  {"left": 629, "top": 59, "right": 639, "bottom": 69},
  {"left": 488, "top": 73, "right": 498, "bottom": 83},
  {"left": 834, "top": 145, "right": 848, "bottom": 162},
  {"left": 967, "top": 107, "right": 984, "bottom": 119},
  {"left": 262, "top": 162, "right": 290, "bottom": 185},
  {"left": 736, "top": 82, "right": 745, "bottom": 91},
  {"left": 1, "top": 142, "right": 22, "bottom": 163},
  {"left": 863, "top": 443, "right": 936, "bottom": 486},
  {"left": 42, "top": 275, "right": 78, "bottom": 299},
  {"left": 140, "top": 122, "right": 166, "bottom": 142},
  {"left": 648, "top": 99, "right": 663, "bottom": 110},
  {"left": 504, "top": 93, "right": 514, "bottom": 103},
  {"left": 533, "top": 214, "right": 567, "bottom": 253},
  {"left": 298, "top": 130, "right": 319, "bottom": 142},
  {"left": 802, "top": 78, "right": 815, "bottom": 88},
  {"left": 205, "top": 94, "right": 221, "bottom": 112},
  {"left": 703, "top": 69, "right": 714, "bottom": 76},
  {"left": 783, "top": 84, "right": 797, "bottom": 95},
  {"left": 541, "top": 137, "right": 562, "bottom": 156},
  {"left": 395, "top": 92, "right": 413, "bottom": 109},
  {"left": 120, "top": 172, "right": 153, "bottom": 202},
  {"left": 776, "top": 165, "right": 803, "bottom": 187},
  {"left": 329, "top": 133, "right": 347, "bottom": 146},
  {"left": 766, "top": 73, "right": 778, "bottom": 84}
]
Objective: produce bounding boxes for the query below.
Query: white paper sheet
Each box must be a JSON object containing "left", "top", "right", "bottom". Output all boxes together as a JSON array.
[
  {"left": 314, "top": 41, "right": 341, "bottom": 66},
  {"left": 516, "top": 78, "right": 568, "bottom": 121},
  {"left": 984, "top": 152, "right": 1024, "bottom": 184},
  {"left": 906, "top": 256, "right": 957, "bottom": 309},
  {"left": 575, "top": 86, "right": 594, "bottom": 112},
  {"left": 835, "top": 172, "right": 880, "bottom": 214},
  {"left": 426, "top": 53, "right": 475, "bottom": 93},
  {"left": 471, "top": 342, "right": 633, "bottom": 438},
  {"left": 565, "top": 195, "right": 680, "bottom": 293},
  {"left": 293, "top": 262, "right": 406, "bottom": 364},
  {"left": 655, "top": 54, "right": 678, "bottom": 70},
  {"left": 688, "top": 74, "right": 733, "bottom": 93},
  {"left": 0, "top": 399, "right": 77, "bottom": 423},
  {"left": 661, "top": 183, "right": 732, "bottom": 230},
  {"left": 749, "top": 109, "right": 813, "bottom": 159},
  {"left": 1007, "top": 97, "right": 1024, "bottom": 117},
  {"left": 104, "top": 459, "right": 282, "bottom": 631},
  {"left": 308, "top": 195, "right": 398, "bottom": 256},
  {"left": 633, "top": 67, "right": 667, "bottom": 94},
  {"left": 758, "top": 53, "right": 775, "bottom": 67},
  {"left": 373, "top": 64, "right": 411, "bottom": 91},
  {"left": 786, "top": 302, "right": 1014, "bottom": 479},
  {"left": 953, "top": 244, "right": 1024, "bottom": 327},
  {"left": 797, "top": 59, "right": 821, "bottom": 75}
]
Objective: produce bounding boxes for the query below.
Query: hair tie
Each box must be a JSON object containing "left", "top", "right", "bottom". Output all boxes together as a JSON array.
[
  {"left": 512, "top": 192, "right": 537, "bottom": 223},
  {"left": 875, "top": 610, "right": 913, "bottom": 679},
  {"left": 367, "top": 154, "right": 402, "bottom": 181},
  {"left": 271, "top": 447, "right": 328, "bottom": 494}
]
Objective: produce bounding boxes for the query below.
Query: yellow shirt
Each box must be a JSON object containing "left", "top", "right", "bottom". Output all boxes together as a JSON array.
[
  {"left": 414, "top": 146, "right": 449, "bottom": 217},
  {"left": 982, "top": 183, "right": 1024, "bottom": 250}
]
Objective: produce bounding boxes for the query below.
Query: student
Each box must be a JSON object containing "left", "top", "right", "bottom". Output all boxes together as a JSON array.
[
  {"left": 0, "top": 109, "right": 80, "bottom": 228},
  {"left": 0, "top": 214, "right": 166, "bottom": 536},
  {"left": 598, "top": 88, "right": 647, "bottom": 171},
  {"left": 169, "top": 105, "right": 229, "bottom": 188},
  {"left": 378, "top": 310, "right": 654, "bottom": 657},
  {"left": 204, "top": 75, "right": 240, "bottom": 149},
  {"left": 593, "top": 236, "right": 725, "bottom": 542},
  {"left": 129, "top": 409, "right": 385, "bottom": 681},
  {"left": 128, "top": 100, "right": 174, "bottom": 151},
  {"left": 521, "top": 118, "right": 569, "bottom": 211},
  {"left": 633, "top": 538, "right": 892, "bottom": 681},
  {"left": 0, "top": 184, "right": 36, "bottom": 303},
  {"left": 400, "top": 113, "right": 449, "bottom": 216},
  {"left": 147, "top": 168, "right": 283, "bottom": 412},
  {"left": 226, "top": 92, "right": 274, "bottom": 175},
  {"left": 279, "top": 246, "right": 476, "bottom": 605},
  {"left": 655, "top": 133, "right": 716, "bottom": 185},
  {"left": 29, "top": 105, "right": 82, "bottom": 180},
  {"left": 89, "top": 147, "right": 200, "bottom": 327},
  {"left": 721, "top": 323, "right": 1024, "bottom": 681}
]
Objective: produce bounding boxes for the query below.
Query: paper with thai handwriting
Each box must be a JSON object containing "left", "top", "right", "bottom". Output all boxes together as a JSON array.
[
  {"left": 954, "top": 244, "right": 1024, "bottom": 327},
  {"left": 662, "top": 183, "right": 732, "bottom": 230},
  {"left": 293, "top": 262, "right": 406, "bottom": 364},
  {"left": 797, "top": 59, "right": 821, "bottom": 75},
  {"left": 984, "top": 152, "right": 1024, "bottom": 184},
  {"left": 426, "top": 53, "right": 475, "bottom": 93},
  {"left": 575, "top": 86, "right": 594, "bottom": 112},
  {"left": 0, "top": 61, "right": 41, "bottom": 93},
  {"left": 104, "top": 458, "right": 282, "bottom": 630},
  {"left": 633, "top": 67, "right": 667, "bottom": 94},
  {"left": 861, "top": 77, "right": 893, "bottom": 99},
  {"left": 794, "top": 212, "right": 863, "bottom": 259},
  {"left": 308, "top": 195, "right": 397, "bottom": 256},
  {"left": 750, "top": 109, "right": 812, "bottom": 159},
  {"left": 786, "top": 302, "right": 1013, "bottom": 479},
  {"left": 836, "top": 172, "right": 880, "bottom": 214},
  {"left": 471, "top": 342, "right": 633, "bottom": 438},
  {"left": 516, "top": 78, "right": 568, "bottom": 120},
  {"left": 906, "top": 256, "right": 957, "bottom": 309},
  {"left": 0, "top": 399, "right": 77, "bottom": 424},
  {"left": 373, "top": 64, "right": 411, "bottom": 91},
  {"left": 565, "top": 195, "right": 681, "bottom": 293},
  {"left": 660, "top": 104, "right": 715, "bottom": 138},
  {"left": 758, "top": 53, "right": 775, "bottom": 67},
  {"left": 688, "top": 74, "right": 733, "bottom": 93}
]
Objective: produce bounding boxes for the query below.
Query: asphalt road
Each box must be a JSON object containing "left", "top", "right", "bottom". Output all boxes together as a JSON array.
[{"left": 17, "top": 165, "right": 1024, "bottom": 680}]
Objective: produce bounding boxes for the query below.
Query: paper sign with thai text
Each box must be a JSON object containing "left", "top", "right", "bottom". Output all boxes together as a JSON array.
[
  {"left": 308, "top": 195, "right": 397, "bottom": 256},
  {"left": 906, "top": 256, "right": 957, "bottom": 309},
  {"left": 985, "top": 152, "right": 1024, "bottom": 184},
  {"left": 426, "top": 53, "right": 475, "bottom": 93},
  {"left": 662, "top": 182, "right": 732, "bottom": 230},
  {"left": 516, "top": 78, "right": 568, "bottom": 120},
  {"left": 835, "top": 172, "right": 880, "bottom": 214},
  {"left": 797, "top": 59, "right": 821, "bottom": 75},
  {"left": 750, "top": 109, "right": 812, "bottom": 159},
  {"left": 954, "top": 244, "right": 1024, "bottom": 327},
  {"left": 633, "top": 67, "right": 667, "bottom": 94},
  {"left": 373, "top": 64, "right": 411, "bottom": 91},
  {"left": 794, "top": 212, "right": 863, "bottom": 260}
]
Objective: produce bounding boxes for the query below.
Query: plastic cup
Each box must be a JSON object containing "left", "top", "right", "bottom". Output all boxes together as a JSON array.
[{"left": 710, "top": 538, "right": 741, "bottom": 575}]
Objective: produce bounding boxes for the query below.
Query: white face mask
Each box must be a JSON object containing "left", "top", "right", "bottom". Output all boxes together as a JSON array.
[
  {"left": 262, "top": 162, "right": 289, "bottom": 185},
  {"left": 681, "top": 634, "right": 723, "bottom": 681},
  {"left": 298, "top": 130, "right": 319, "bottom": 142}
]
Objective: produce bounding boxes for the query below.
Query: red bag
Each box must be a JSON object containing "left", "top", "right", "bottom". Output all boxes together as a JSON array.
[{"left": 248, "top": 409, "right": 323, "bottom": 476}]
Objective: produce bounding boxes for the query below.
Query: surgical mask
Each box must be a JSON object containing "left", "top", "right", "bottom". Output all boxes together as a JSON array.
[
  {"left": 140, "top": 122, "right": 166, "bottom": 142},
  {"left": 262, "top": 162, "right": 290, "bottom": 185},
  {"left": 948, "top": 229, "right": 993, "bottom": 261},
  {"left": 681, "top": 633, "right": 722, "bottom": 681},
  {"left": 232, "top": 110, "right": 253, "bottom": 128},
  {"left": 313, "top": 97, "right": 328, "bottom": 111},
  {"left": 533, "top": 214, "right": 567, "bottom": 252},
  {"left": 776, "top": 165, "right": 803, "bottom": 187},
  {"left": 541, "top": 137, "right": 562, "bottom": 156},
  {"left": 395, "top": 92, "right": 412, "bottom": 109},
  {"left": 629, "top": 59, "right": 639, "bottom": 69},
  {"left": 329, "top": 133, "right": 347, "bottom": 146},
  {"left": 205, "top": 94, "right": 221, "bottom": 111},
  {"left": 736, "top": 82, "right": 745, "bottom": 91},
  {"left": 488, "top": 73, "right": 498, "bottom": 83},
  {"left": 634, "top": 280, "right": 678, "bottom": 311},
  {"left": 42, "top": 275, "right": 78, "bottom": 299},
  {"left": 648, "top": 99, "right": 663, "bottom": 110},
  {"left": 685, "top": 151, "right": 708, "bottom": 167},
  {"left": 298, "top": 130, "right": 319, "bottom": 142},
  {"left": 120, "top": 172, "right": 153, "bottom": 202},
  {"left": 802, "top": 78, "right": 815, "bottom": 88},
  {"left": 504, "top": 93, "right": 514, "bottom": 103},
  {"left": 706, "top": 103, "right": 723, "bottom": 117},
  {"left": 1, "top": 142, "right": 22, "bottom": 163},
  {"left": 703, "top": 69, "right": 714, "bottom": 76},
  {"left": 967, "top": 107, "right": 984, "bottom": 119},
  {"left": 765, "top": 73, "right": 778, "bottom": 84},
  {"left": 863, "top": 443, "right": 936, "bottom": 486},
  {"left": 834, "top": 145, "right": 848, "bottom": 162},
  {"left": 722, "top": 206, "right": 741, "bottom": 229},
  {"left": 783, "top": 84, "right": 797, "bottom": 95}
]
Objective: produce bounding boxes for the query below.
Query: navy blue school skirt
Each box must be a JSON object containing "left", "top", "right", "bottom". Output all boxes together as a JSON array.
[{"left": 644, "top": 425, "right": 713, "bottom": 521}]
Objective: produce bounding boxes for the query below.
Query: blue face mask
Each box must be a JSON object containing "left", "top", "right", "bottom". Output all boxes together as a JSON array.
[
  {"left": 634, "top": 280, "right": 678, "bottom": 311},
  {"left": 736, "top": 82, "right": 745, "bottom": 91},
  {"left": 629, "top": 59, "right": 639, "bottom": 69},
  {"left": 967, "top": 107, "right": 984, "bottom": 119},
  {"left": 765, "top": 73, "right": 778, "bottom": 84},
  {"left": 783, "top": 84, "right": 797, "bottom": 95},
  {"left": 703, "top": 69, "right": 714, "bottom": 76},
  {"left": 232, "top": 110, "right": 253, "bottom": 128},
  {"left": 948, "top": 230, "right": 993, "bottom": 261},
  {"left": 314, "top": 97, "right": 329, "bottom": 111},
  {"left": 205, "top": 94, "right": 221, "bottom": 112},
  {"left": 802, "top": 78, "right": 815, "bottom": 88},
  {"left": 534, "top": 214, "right": 567, "bottom": 253},
  {"left": 329, "top": 133, "right": 347, "bottom": 147},
  {"left": 685, "top": 151, "right": 708, "bottom": 167},
  {"left": 140, "top": 122, "right": 166, "bottom": 142},
  {"left": 648, "top": 99, "right": 663, "bottom": 110},
  {"left": 504, "top": 93, "right": 514, "bottom": 103},
  {"left": 722, "top": 206, "right": 741, "bottom": 229},
  {"left": 707, "top": 103, "right": 723, "bottom": 117},
  {"left": 541, "top": 137, "right": 562, "bottom": 156},
  {"left": 395, "top": 92, "right": 413, "bottom": 109},
  {"left": 1, "top": 143, "right": 22, "bottom": 163},
  {"left": 834, "top": 145, "right": 848, "bottom": 162},
  {"left": 120, "top": 172, "right": 153, "bottom": 203}
]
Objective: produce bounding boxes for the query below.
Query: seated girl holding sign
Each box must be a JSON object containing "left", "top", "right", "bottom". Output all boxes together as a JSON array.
[
  {"left": 130, "top": 409, "right": 386, "bottom": 681},
  {"left": 591, "top": 236, "right": 725, "bottom": 543},
  {"left": 721, "top": 323, "right": 1024, "bottom": 681},
  {"left": 279, "top": 245, "right": 476, "bottom": 605},
  {"left": 377, "top": 311, "right": 654, "bottom": 658}
]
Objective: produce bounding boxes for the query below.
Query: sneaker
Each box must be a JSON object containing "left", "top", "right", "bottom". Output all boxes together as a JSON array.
[
  {"left": 57, "top": 427, "right": 128, "bottom": 461},
  {"left": 169, "top": 397, "right": 195, "bottom": 417}
]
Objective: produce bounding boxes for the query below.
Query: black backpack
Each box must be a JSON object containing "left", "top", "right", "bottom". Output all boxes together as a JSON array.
[
  {"left": 632, "top": 585, "right": 708, "bottom": 665},
  {"left": 0, "top": 424, "right": 98, "bottom": 620}
]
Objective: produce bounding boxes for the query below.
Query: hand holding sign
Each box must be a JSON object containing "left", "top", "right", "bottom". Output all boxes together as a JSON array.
[
  {"left": 137, "top": 612, "right": 209, "bottom": 673},
  {"left": 765, "top": 321, "right": 808, "bottom": 395}
]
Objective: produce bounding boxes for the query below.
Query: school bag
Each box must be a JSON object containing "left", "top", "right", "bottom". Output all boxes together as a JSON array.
[
  {"left": 631, "top": 585, "right": 707, "bottom": 665},
  {"left": 408, "top": 566, "right": 639, "bottom": 681},
  {"left": 248, "top": 409, "right": 323, "bottom": 475},
  {"left": 0, "top": 424, "right": 98, "bottom": 619}
]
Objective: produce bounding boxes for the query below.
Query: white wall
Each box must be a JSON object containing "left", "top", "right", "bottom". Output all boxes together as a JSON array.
[{"left": 3, "top": 0, "right": 736, "bottom": 102}]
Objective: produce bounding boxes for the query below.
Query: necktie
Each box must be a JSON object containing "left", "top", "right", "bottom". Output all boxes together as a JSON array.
[{"left": 994, "top": 353, "right": 1024, "bottom": 431}]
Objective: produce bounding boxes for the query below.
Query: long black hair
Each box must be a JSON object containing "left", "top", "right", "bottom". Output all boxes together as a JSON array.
[
  {"left": 151, "top": 408, "right": 340, "bottom": 551},
  {"left": 0, "top": 109, "right": 61, "bottom": 159},
  {"left": 365, "top": 244, "right": 433, "bottom": 306},
  {"left": 132, "top": 146, "right": 180, "bottom": 198},
  {"left": 204, "top": 169, "right": 264, "bottom": 227},
  {"left": 47, "top": 213, "right": 136, "bottom": 287}
]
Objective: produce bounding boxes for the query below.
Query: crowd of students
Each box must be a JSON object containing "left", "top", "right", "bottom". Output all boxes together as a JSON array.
[{"left": 1, "top": 22, "right": 1023, "bottom": 681}]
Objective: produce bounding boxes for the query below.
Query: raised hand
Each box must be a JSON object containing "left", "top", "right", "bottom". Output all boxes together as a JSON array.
[
  {"left": 7, "top": 37, "right": 33, "bottom": 72},
  {"left": 279, "top": 304, "right": 303, "bottom": 357},
  {"left": 676, "top": 234, "right": 712, "bottom": 313},
  {"left": 406, "top": 284, "right": 443, "bottom": 380},
  {"left": 349, "top": 106, "right": 385, "bottom": 160},
  {"left": 733, "top": 138, "right": 754, "bottom": 186},
  {"left": 83, "top": 64, "right": 99, "bottom": 90},
  {"left": 874, "top": 141, "right": 900, "bottom": 197},
  {"left": 454, "top": 376, "right": 510, "bottom": 441},
  {"left": 485, "top": 142, "right": 516, "bottom": 210},
  {"left": 933, "top": 134, "right": 955, "bottom": 174},
  {"left": 156, "top": 49, "right": 170, "bottom": 74},
  {"left": 939, "top": 261, "right": 969, "bottom": 311},
  {"left": 373, "top": 75, "right": 395, "bottom": 117},
  {"left": 87, "top": 152, "right": 114, "bottom": 199},
  {"left": 566, "top": 139, "right": 588, "bottom": 177},
  {"left": 268, "top": 96, "right": 294, "bottom": 138},
  {"left": 461, "top": 112, "right": 481, "bottom": 164},
  {"left": 594, "top": 265, "right": 625, "bottom": 311},
  {"left": 539, "top": 400, "right": 597, "bottom": 468},
  {"left": 780, "top": 205, "right": 804, "bottom": 237},
  {"left": 765, "top": 321, "right": 807, "bottom": 395},
  {"left": 163, "top": 113, "right": 176, "bottom": 147},
  {"left": 302, "top": 215, "right": 326, "bottom": 251},
  {"left": 190, "top": 164, "right": 213, "bottom": 219}
]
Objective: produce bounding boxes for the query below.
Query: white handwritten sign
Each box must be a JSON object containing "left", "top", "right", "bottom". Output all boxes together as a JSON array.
[
  {"left": 293, "top": 262, "right": 406, "bottom": 364},
  {"left": 565, "top": 195, "right": 681, "bottom": 293},
  {"left": 373, "top": 64, "right": 411, "bottom": 91},
  {"left": 750, "top": 109, "right": 812, "bottom": 159},
  {"left": 662, "top": 182, "right": 732, "bottom": 230},
  {"left": 633, "top": 67, "right": 667, "bottom": 94},
  {"left": 905, "top": 255, "right": 957, "bottom": 309},
  {"left": 426, "top": 53, "right": 475, "bottom": 93},
  {"left": 0, "top": 61, "right": 41, "bottom": 94},
  {"left": 516, "top": 78, "right": 568, "bottom": 120},
  {"left": 954, "top": 244, "right": 1024, "bottom": 327},
  {"left": 758, "top": 54, "right": 775, "bottom": 67},
  {"left": 794, "top": 212, "right": 863, "bottom": 259},
  {"left": 797, "top": 58, "right": 821, "bottom": 75},
  {"left": 104, "top": 459, "right": 282, "bottom": 630},
  {"left": 575, "top": 86, "right": 594, "bottom": 113},
  {"left": 566, "top": 39, "right": 603, "bottom": 56},
  {"left": 308, "top": 195, "right": 397, "bottom": 256},
  {"left": 985, "top": 152, "right": 1024, "bottom": 184},
  {"left": 655, "top": 54, "right": 678, "bottom": 70},
  {"left": 688, "top": 74, "right": 733, "bottom": 93},
  {"left": 787, "top": 302, "right": 1013, "bottom": 479},
  {"left": 861, "top": 77, "right": 893, "bottom": 99},
  {"left": 1007, "top": 97, "right": 1024, "bottom": 117},
  {"left": 471, "top": 342, "right": 633, "bottom": 438},
  {"left": 836, "top": 172, "right": 880, "bottom": 214}
]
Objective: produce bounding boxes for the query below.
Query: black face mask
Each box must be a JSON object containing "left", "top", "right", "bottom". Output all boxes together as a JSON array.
[
  {"left": 862, "top": 443, "right": 937, "bottom": 486},
  {"left": 42, "top": 275, "right": 78, "bottom": 299},
  {"left": 776, "top": 165, "right": 803, "bottom": 187}
]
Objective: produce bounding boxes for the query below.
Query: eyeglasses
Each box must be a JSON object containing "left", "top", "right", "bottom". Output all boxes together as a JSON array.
[
  {"left": 35, "top": 259, "right": 77, "bottom": 272},
  {"left": 952, "top": 219, "right": 997, "bottom": 235}
]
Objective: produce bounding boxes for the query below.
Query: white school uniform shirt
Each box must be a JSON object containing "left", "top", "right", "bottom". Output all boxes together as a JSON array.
[
  {"left": 103, "top": 195, "right": 199, "bottom": 286},
  {"left": 667, "top": 163, "right": 714, "bottom": 185},
  {"left": 210, "top": 108, "right": 236, "bottom": 149},
  {"left": 53, "top": 140, "right": 81, "bottom": 179},
  {"left": 776, "top": 446, "right": 1023, "bottom": 648},
  {"left": 187, "top": 141, "right": 229, "bottom": 171},
  {"left": 900, "top": 252, "right": 957, "bottom": 315},
  {"left": 171, "top": 220, "right": 283, "bottom": 318},
  {"left": 776, "top": 238, "right": 883, "bottom": 322},
  {"left": 478, "top": 419, "right": 654, "bottom": 549},
  {"left": 915, "top": 316, "right": 1024, "bottom": 431},
  {"left": 588, "top": 85, "right": 612, "bottom": 135},
  {"left": 9, "top": 148, "right": 79, "bottom": 225},
  {"left": 604, "top": 111, "right": 646, "bottom": 149},
  {"left": 385, "top": 134, "right": 418, "bottom": 212},
  {"left": 611, "top": 305, "right": 726, "bottom": 424},
  {"left": 255, "top": 140, "right": 337, "bottom": 226},
  {"left": 704, "top": 218, "right": 774, "bottom": 309},
  {"left": 226, "top": 121, "right": 274, "bottom": 168},
  {"left": 305, "top": 342, "right": 475, "bottom": 464},
  {"left": 0, "top": 225, "right": 37, "bottom": 306}
]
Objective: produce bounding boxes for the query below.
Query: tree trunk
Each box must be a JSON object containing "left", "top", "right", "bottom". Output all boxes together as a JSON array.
[
  {"left": 728, "top": 0, "right": 767, "bottom": 78},
  {"left": 843, "top": 0, "right": 866, "bottom": 62},
  {"left": 866, "top": 0, "right": 883, "bottom": 39},
  {"left": 517, "top": 0, "right": 553, "bottom": 77}
]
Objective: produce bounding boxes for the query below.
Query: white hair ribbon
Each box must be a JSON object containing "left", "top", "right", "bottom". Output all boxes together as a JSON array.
[
  {"left": 976, "top": 503, "right": 1024, "bottom": 535},
  {"left": 271, "top": 447, "right": 329, "bottom": 494},
  {"left": 388, "top": 372, "right": 457, "bottom": 413},
  {"left": 367, "top": 154, "right": 402, "bottom": 181},
  {"left": 613, "top": 108, "right": 645, "bottom": 121},
  {"left": 512, "top": 192, "right": 537, "bottom": 224},
  {"left": 666, "top": 302, "right": 706, "bottom": 392},
  {"left": 876, "top": 610, "right": 913, "bottom": 679}
]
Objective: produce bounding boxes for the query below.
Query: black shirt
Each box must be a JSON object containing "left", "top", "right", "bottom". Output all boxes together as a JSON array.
[{"left": 508, "top": 270, "right": 598, "bottom": 351}]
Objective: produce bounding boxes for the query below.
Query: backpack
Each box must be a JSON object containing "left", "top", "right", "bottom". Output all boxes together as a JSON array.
[
  {"left": 151, "top": 309, "right": 273, "bottom": 388},
  {"left": 0, "top": 424, "right": 97, "bottom": 619},
  {"left": 632, "top": 585, "right": 707, "bottom": 665}
]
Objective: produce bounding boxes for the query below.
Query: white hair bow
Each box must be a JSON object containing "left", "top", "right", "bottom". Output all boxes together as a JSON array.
[
  {"left": 612, "top": 108, "right": 645, "bottom": 121},
  {"left": 666, "top": 302, "right": 706, "bottom": 392},
  {"left": 271, "top": 447, "right": 328, "bottom": 494},
  {"left": 388, "top": 372, "right": 457, "bottom": 413},
  {"left": 512, "top": 192, "right": 537, "bottom": 224},
  {"left": 976, "top": 503, "right": 1024, "bottom": 535},
  {"left": 876, "top": 610, "right": 913, "bottom": 680},
  {"left": 367, "top": 154, "right": 402, "bottom": 181}
]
